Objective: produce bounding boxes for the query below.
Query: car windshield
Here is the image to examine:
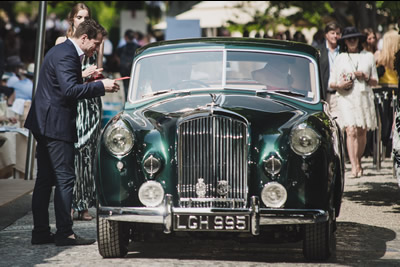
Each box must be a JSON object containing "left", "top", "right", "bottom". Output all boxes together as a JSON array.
[{"left": 130, "top": 50, "right": 318, "bottom": 102}]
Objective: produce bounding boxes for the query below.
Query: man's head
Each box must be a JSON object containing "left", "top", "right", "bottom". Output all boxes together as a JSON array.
[
  {"left": 73, "top": 19, "right": 107, "bottom": 58},
  {"left": 124, "top": 29, "right": 135, "bottom": 43},
  {"left": 324, "top": 22, "right": 342, "bottom": 48}
]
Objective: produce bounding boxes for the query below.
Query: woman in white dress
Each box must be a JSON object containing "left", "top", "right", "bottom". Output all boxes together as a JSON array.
[{"left": 329, "top": 27, "right": 378, "bottom": 178}]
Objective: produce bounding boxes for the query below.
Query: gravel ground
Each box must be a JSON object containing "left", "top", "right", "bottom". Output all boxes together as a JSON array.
[{"left": 0, "top": 158, "right": 399, "bottom": 266}]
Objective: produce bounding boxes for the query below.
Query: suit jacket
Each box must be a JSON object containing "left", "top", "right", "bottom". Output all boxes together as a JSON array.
[
  {"left": 316, "top": 43, "right": 330, "bottom": 98},
  {"left": 25, "top": 39, "right": 105, "bottom": 142}
]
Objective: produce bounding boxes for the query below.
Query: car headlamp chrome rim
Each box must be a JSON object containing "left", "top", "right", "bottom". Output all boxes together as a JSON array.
[
  {"left": 104, "top": 120, "right": 134, "bottom": 156},
  {"left": 138, "top": 181, "right": 165, "bottom": 207},
  {"left": 143, "top": 155, "right": 162, "bottom": 177},
  {"left": 290, "top": 124, "right": 321, "bottom": 156},
  {"left": 261, "top": 182, "right": 287, "bottom": 208}
]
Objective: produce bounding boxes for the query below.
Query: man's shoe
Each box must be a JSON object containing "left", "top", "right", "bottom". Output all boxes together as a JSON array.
[
  {"left": 55, "top": 234, "right": 96, "bottom": 246},
  {"left": 31, "top": 232, "right": 55, "bottom": 245}
]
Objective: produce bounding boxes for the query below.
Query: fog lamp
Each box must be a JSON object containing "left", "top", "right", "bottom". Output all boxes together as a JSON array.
[
  {"left": 261, "top": 182, "right": 287, "bottom": 208},
  {"left": 138, "top": 181, "right": 165, "bottom": 207}
]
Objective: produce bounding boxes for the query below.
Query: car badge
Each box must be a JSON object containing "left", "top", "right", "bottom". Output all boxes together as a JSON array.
[
  {"left": 195, "top": 178, "right": 207, "bottom": 198},
  {"left": 217, "top": 180, "right": 230, "bottom": 196}
]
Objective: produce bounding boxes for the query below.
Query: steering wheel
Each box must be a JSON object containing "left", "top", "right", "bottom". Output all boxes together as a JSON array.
[{"left": 170, "top": 80, "right": 210, "bottom": 90}]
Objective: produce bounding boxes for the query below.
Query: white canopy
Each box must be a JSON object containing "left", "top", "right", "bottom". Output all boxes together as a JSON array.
[{"left": 154, "top": 1, "right": 273, "bottom": 30}]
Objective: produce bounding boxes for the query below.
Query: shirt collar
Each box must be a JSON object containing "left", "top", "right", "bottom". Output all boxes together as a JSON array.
[
  {"left": 69, "top": 38, "right": 84, "bottom": 60},
  {"left": 325, "top": 40, "right": 339, "bottom": 53}
]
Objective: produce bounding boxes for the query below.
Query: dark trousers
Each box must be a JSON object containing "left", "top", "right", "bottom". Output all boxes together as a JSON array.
[{"left": 32, "top": 134, "right": 75, "bottom": 238}]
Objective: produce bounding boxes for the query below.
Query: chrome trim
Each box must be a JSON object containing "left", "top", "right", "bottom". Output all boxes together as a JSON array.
[
  {"left": 103, "top": 119, "right": 134, "bottom": 157},
  {"left": 259, "top": 208, "right": 328, "bottom": 225},
  {"left": 163, "top": 194, "right": 172, "bottom": 233},
  {"left": 251, "top": 196, "right": 260, "bottom": 235},
  {"left": 99, "top": 196, "right": 329, "bottom": 234},
  {"left": 177, "top": 115, "right": 248, "bottom": 208}
]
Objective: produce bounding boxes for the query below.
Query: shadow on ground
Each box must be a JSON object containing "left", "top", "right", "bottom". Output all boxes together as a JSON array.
[
  {"left": 344, "top": 182, "right": 400, "bottom": 211},
  {"left": 124, "top": 222, "right": 398, "bottom": 266}
]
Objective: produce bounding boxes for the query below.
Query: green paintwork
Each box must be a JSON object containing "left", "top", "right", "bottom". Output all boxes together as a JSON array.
[{"left": 95, "top": 38, "right": 343, "bottom": 215}]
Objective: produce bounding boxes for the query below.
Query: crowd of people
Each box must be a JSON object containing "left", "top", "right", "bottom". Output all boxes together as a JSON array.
[{"left": 1, "top": 2, "right": 400, "bottom": 247}]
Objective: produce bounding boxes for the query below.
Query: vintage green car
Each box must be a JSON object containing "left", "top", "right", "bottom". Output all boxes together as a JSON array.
[{"left": 95, "top": 37, "right": 345, "bottom": 261}]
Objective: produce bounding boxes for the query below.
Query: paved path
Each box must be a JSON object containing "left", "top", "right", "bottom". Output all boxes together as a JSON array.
[{"left": 0, "top": 158, "right": 399, "bottom": 266}]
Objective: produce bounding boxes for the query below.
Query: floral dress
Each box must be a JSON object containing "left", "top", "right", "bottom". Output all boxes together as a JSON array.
[{"left": 72, "top": 53, "right": 102, "bottom": 212}]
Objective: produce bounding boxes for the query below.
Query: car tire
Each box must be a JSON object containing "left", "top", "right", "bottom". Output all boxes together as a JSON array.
[
  {"left": 97, "top": 214, "right": 129, "bottom": 258},
  {"left": 302, "top": 220, "right": 332, "bottom": 261}
]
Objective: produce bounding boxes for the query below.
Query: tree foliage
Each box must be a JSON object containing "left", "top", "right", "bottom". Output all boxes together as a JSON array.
[{"left": 227, "top": 1, "right": 400, "bottom": 35}]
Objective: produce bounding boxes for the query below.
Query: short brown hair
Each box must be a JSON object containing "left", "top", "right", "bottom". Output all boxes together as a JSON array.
[
  {"left": 73, "top": 19, "right": 107, "bottom": 40},
  {"left": 324, "top": 22, "right": 341, "bottom": 34}
]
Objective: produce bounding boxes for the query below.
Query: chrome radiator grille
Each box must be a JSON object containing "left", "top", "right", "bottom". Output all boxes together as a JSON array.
[{"left": 178, "top": 115, "right": 248, "bottom": 208}]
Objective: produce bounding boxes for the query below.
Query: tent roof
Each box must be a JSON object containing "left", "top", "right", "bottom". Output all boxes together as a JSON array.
[{"left": 154, "top": 1, "right": 273, "bottom": 30}]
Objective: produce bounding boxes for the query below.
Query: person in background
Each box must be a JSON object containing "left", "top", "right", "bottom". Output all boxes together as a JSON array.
[
  {"left": 5, "top": 55, "right": 24, "bottom": 88},
  {"left": 11, "top": 63, "right": 34, "bottom": 100},
  {"left": 56, "top": 2, "right": 104, "bottom": 222},
  {"left": 375, "top": 30, "right": 400, "bottom": 86},
  {"left": 293, "top": 30, "right": 307, "bottom": 43},
  {"left": 25, "top": 18, "right": 119, "bottom": 246},
  {"left": 1, "top": 73, "right": 16, "bottom": 106},
  {"left": 117, "top": 29, "right": 140, "bottom": 98},
  {"left": 311, "top": 29, "right": 325, "bottom": 48},
  {"left": 363, "top": 28, "right": 378, "bottom": 56},
  {"left": 329, "top": 26, "right": 378, "bottom": 178},
  {"left": 316, "top": 22, "right": 342, "bottom": 118},
  {"left": 391, "top": 18, "right": 400, "bottom": 188},
  {"left": 375, "top": 30, "right": 400, "bottom": 154}
]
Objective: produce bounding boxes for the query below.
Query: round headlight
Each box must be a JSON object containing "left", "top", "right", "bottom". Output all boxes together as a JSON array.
[
  {"left": 290, "top": 124, "right": 321, "bottom": 156},
  {"left": 138, "top": 181, "right": 165, "bottom": 207},
  {"left": 263, "top": 156, "right": 282, "bottom": 175},
  {"left": 261, "top": 182, "right": 287, "bottom": 208},
  {"left": 104, "top": 121, "right": 134, "bottom": 156},
  {"left": 143, "top": 155, "right": 162, "bottom": 177}
]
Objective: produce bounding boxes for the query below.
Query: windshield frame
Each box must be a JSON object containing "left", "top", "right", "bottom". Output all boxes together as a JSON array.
[{"left": 127, "top": 48, "right": 321, "bottom": 105}]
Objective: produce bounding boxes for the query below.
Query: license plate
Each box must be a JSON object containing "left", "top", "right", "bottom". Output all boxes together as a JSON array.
[{"left": 174, "top": 214, "right": 250, "bottom": 232}]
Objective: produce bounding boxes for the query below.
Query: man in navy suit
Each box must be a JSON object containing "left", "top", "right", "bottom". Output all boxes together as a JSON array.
[{"left": 25, "top": 19, "right": 119, "bottom": 246}]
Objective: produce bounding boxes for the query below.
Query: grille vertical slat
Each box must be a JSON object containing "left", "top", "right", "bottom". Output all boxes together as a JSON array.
[{"left": 178, "top": 115, "right": 248, "bottom": 208}]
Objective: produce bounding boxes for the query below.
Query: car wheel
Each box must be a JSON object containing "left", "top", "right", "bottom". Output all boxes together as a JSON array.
[
  {"left": 302, "top": 220, "right": 332, "bottom": 261},
  {"left": 97, "top": 213, "right": 129, "bottom": 258}
]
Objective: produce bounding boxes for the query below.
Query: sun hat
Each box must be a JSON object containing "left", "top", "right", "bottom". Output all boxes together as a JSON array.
[{"left": 338, "top": 26, "right": 366, "bottom": 46}]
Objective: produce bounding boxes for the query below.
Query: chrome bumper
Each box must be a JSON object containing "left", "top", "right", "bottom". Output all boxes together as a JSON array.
[{"left": 98, "top": 195, "right": 329, "bottom": 236}]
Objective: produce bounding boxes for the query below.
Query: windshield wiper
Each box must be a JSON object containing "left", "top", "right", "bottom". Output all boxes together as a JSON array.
[
  {"left": 142, "top": 89, "right": 173, "bottom": 98},
  {"left": 142, "top": 89, "right": 191, "bottom": 98},
  {"left": 271, "top": 89, "right": 306, "bottom": 97}
]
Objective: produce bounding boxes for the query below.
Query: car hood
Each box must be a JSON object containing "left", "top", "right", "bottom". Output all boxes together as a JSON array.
[{"left": 126, "top": 93, "right": 308, "bottom": 134}]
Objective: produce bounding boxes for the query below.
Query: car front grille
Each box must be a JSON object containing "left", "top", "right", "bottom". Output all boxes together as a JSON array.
[{"left": 177, "top": 115, "right": 248, "bottom": 208}]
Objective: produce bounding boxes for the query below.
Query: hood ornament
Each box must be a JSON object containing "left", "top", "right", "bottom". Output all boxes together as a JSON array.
[
  {"left": 195, "top": 178, "right": 207, "bottom": 198},
  {"left": 208, "top": 93, "right": 219, "bottom": 115}
]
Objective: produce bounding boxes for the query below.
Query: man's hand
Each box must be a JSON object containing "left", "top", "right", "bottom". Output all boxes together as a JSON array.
[
  {"left": 82, "top": 65, "right": 103, "bottom": 78},
  {"left": 102, "top": 79, "right": 120, "bottom": 93}
]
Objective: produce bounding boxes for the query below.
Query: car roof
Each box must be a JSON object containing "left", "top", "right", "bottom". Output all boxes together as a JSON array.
[{"left": 135, "top": 37, "right": 319, "bottom": 59}]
